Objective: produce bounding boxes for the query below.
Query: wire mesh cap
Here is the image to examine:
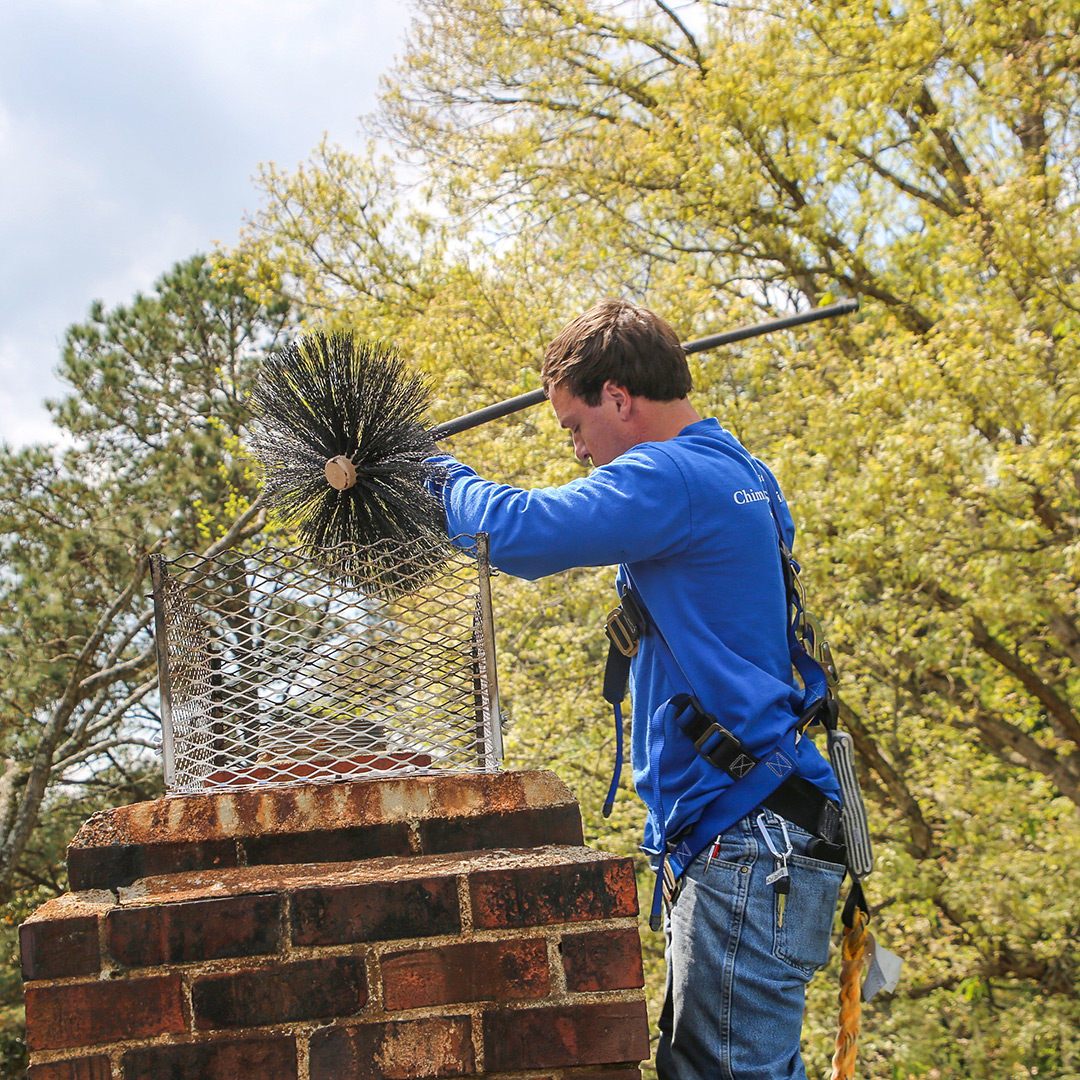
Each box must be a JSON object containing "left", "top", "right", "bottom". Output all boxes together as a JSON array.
[{"left": 150, "top": 536, "right": 501, "bottom": 794}]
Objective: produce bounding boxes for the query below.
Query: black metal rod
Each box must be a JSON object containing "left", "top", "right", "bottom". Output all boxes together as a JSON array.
[
  {"left": 432, "top": 388, "right": 548, "bottom": 439},
  {"left": 681, "top": 298, "right": 858, "bottom": 354},
  {"left": 431, "top": 298, "right": 857, "bottom": 440}
]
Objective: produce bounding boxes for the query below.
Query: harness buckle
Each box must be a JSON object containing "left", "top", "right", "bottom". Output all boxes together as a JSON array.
[
  {"left": 796, "top": 610, "right": 840, "bottom": 687},
  {"left": 605, "top": 606, "right": 640, "bottom": 657},
  {"left": 797, "top": 610, "right": 820, "bottom": 654},
  {"left": 692, "top": 718, "right": 736, "bottom": 752},
  {"left": 605, "top": 586, "right": 645, "bottom": 658},
  {"left": 692, "top": 719, "right": 756, "bottom": 777}
]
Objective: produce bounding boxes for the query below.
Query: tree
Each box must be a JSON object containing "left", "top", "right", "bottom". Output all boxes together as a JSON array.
[
  {"left": 0, "top": 253, "right": 297, "bottom": 903},
  {"left": 233, "top": 1, "right": 1080, "bottom": 1073},
  {"left": 0, "top": 253, "right": 300, "bottom": 1072}
]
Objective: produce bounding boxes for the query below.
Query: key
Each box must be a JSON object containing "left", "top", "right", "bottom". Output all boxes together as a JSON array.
[{"left": 773, "top": 859, "right": 790, "bottom": 928}]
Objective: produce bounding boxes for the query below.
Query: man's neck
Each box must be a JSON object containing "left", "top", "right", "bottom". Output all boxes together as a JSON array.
[{"left": 630, "top": 396, "right": 703, "bottom": 444}]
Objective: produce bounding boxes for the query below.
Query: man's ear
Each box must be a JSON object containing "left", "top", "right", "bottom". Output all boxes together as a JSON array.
[{"left": 603, "top": 381, "right": 633, "bottom": 417}]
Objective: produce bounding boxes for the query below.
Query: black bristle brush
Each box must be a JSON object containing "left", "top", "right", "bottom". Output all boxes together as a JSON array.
[{"left": 249, "top": 331, "right": 450, "bottom": 595}]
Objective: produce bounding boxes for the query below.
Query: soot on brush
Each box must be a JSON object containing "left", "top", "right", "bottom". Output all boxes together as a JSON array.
[{"left": 249, "top": 331, "right": 450, "bottom": 595}]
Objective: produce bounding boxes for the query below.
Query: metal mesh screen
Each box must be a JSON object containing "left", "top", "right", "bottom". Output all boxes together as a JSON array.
[{"left": 150, "top": 537, "right": 502, "bottom": 794}]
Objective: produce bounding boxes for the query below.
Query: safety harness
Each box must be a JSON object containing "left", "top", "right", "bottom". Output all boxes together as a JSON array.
[
  {"left": 600, "top": 447, "right": 883, "bottom": 1079},
  {"left": 600, "top": 451, "right": 873, "bottom": 930}
]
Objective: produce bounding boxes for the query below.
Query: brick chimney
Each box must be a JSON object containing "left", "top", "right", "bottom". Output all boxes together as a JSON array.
[{"left": 21, "top": 771, "right": 650, "bottom": 1080}]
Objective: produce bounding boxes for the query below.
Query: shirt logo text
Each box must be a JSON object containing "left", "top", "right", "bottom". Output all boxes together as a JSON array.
[{"left": 733, "top": 488, "right": 770, "bottom": 505}]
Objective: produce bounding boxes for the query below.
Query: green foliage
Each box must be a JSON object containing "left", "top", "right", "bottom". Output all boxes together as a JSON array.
[
  {"left": 52, "top": 253, "right": 295, "bottom": 531},
  {"left": 230, "top": 1, "right": 1080, "bottom": 1073},
  {"left": 0, "top": 1, "right": 1056, "bottom": 1075}
]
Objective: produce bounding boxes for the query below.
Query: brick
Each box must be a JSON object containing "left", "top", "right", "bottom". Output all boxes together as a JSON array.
[
  {"left": 309, "top": 1016, "right": 474, "bottom": 1080},
  {"left": 68, "top": 771, "right": 575, "bottom": 848},
  {"left": 291, "top": 875, "right": 460, "bottom": 946},
  {"left": 192, "top": 955, "right": 366, "bottom": 1030},
  {"left": 25, "top": 974, "right": 185, "bottom": 1051},
  {"left": 419, "top": 804, "right": 583, "bottom": 854},
  {"left": 242, "top": 822, "right": 411, "bottom": 867},
  {"left": 382, "top": 938, "right": 549, "bottom": 1010},
  {"left": 20, "top": 916, "right": 100, "bottom": 982},
  {"left": 483, "top": 1000, "right": 650, "bottom": 1071},
  {"left": 565, "top": 1070, "right": 643, "bottom": 1080},
  {"left": 510, "top": 1074, "right": 641, "bottom": 1080},
  {"left": 28, "top": 1056, "right": 112, "bottom": 1080},
  {"left": 561, "top": 929, "right": 644, "bottom": 993},
  {"left": 470, "top": 857, "right": 638, "bottom": 929},
  {"left": 68, "top": 839, "right": 238, "bottom": 891},
  {"left": 512, "top": 1073, "right": 642, "bottom": 1080},
  {"left": 107, "top": 893, "right": 281, "bottom": 968},
  {"left": 123, "top": 1035, "right": 297, "bottom": 1080}
]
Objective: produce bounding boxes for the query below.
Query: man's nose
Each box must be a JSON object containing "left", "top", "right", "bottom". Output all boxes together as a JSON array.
[{"left": 572, "top": 432, "right": 590, "bottom": 464}]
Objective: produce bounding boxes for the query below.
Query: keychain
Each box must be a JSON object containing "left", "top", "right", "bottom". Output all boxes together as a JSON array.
[{"left": 756, "top": 813, "right": 793, "bottom": 927}]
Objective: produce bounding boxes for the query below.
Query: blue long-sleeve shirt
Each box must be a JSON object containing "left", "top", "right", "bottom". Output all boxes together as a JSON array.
[{"left": 434, "top": 417, "right": 839, "bottom": 851}]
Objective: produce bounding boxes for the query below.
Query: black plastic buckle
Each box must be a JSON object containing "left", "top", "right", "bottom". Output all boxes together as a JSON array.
[
  {"left": 797, "top": 695, "right": 839, "bottom": 734},
  {"left": 605, "top": 587, "right": 645, "bottom": 658},
  {"left": 692, "top": 718, "right": 757, "bottom": 778}
]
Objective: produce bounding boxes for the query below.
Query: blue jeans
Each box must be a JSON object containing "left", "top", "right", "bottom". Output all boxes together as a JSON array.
[{"left": 655, "top": 810, "right": 845, "bottom": 1080}]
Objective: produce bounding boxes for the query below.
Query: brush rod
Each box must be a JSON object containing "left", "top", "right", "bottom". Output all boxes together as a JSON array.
[
  {"left": 430, "top": 298, "right": 857, "bottom": 440},
  {"left": 681, "top": 297, "right": 858, "bottom": 355}
]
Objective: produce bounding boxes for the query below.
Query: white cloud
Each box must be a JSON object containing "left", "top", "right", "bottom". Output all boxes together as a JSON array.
[
  {"left": 0, "top": 0, "right": 414, "bottom": 448},
  {"left": 0, "top": 331, "right": 69, "bottom": 448}
]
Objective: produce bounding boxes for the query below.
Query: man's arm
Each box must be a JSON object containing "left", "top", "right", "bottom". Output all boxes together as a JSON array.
[{"left": 429, "top": 449, "right": 695, "bottom": 580}]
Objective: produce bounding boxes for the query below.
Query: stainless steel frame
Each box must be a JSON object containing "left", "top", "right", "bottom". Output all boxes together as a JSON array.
[{"left": 150, "top": 536, "right": 503, "bottom": 793}]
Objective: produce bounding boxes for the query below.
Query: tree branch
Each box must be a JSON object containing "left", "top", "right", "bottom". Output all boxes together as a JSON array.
[
  {"left": 1048, "top": 611, "right": 1080, "bottom": 670},
  {"left": 837, "top": 696, "right": 935, "bottom": 858},
  {"left": 969, "top": 615, "right": 1080, "bottom": 747}
]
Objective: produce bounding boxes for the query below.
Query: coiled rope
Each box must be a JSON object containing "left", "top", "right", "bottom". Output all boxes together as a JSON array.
[{"left": 831, "top": 881, "right": 870, "bottom": 1080}]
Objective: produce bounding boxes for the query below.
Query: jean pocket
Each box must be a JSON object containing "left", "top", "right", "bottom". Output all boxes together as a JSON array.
[{"left": 771, "top": 854, "right": 845, "bottom": 978}]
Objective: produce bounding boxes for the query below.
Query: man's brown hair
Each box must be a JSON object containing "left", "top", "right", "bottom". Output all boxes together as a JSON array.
[{"left": 541, "top": 298, "right": 692, "bottom": 406}]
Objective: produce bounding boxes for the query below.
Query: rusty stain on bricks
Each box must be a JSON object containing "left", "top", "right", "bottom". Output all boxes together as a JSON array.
[{"left": 68, "top": 771, "right": 575, "bottom": 851}]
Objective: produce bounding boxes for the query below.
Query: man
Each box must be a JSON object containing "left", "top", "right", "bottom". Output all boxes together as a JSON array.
[{"left": 428, "top": 299, "right": 845, "bottom": 1080}]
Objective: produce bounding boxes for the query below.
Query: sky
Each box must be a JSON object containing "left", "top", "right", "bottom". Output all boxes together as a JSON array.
[{"left": 0, "top": 0, "right": 414, "bottom": 448}]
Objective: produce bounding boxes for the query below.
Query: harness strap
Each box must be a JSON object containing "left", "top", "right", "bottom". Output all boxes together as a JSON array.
[
  {"left": 601, "top": 639, "right": 632, "bottom": 819},
  {"left": 649, "top": 717, "right": 808, "bottom": 928},
  {"left": 599, "top": 444, "right": 847, "bottom": 925},
  {"left": 619, "top": 552, "right": 842, "bottom": 927},
  {"left": 628, "top": 586, "right": 835, "bottom": 921},
  {"left": 601, "top": 701, "right": 624, "bottom": 819},
  {"left": 603, "top": 638, "right": 632, "bottom": 705}
]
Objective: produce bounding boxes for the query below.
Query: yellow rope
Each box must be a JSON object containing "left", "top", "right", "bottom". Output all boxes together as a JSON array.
[{"left": 831, "top": 905, "right": 870, "bottom": 1080}]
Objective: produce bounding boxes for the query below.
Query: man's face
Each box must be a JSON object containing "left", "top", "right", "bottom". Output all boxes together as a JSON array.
[{"left": 548, "top": 381, "right": 632, "bottom": 467}]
